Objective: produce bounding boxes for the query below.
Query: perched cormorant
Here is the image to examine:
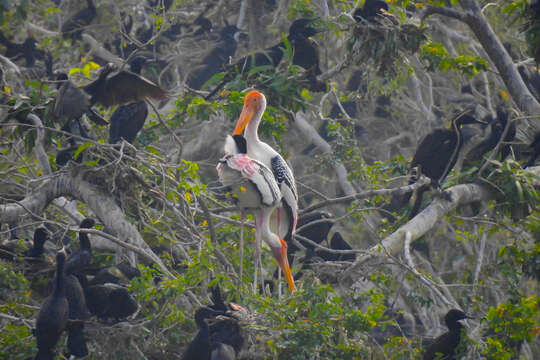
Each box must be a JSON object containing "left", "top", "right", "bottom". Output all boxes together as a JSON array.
[
  {"left": 79, "top": 274, "right": 138, "bottom": 322},
  {"left": 66, "top": 320, "right": 88, "bottom": 358},
  {"left": 108, "top": 57, "right": 153, "bottom": 144},
  {"left": 64, "top": 274, "right": 89, "bottom": 357},
  {"left": 89, "top": 262, "right": 141, "bottom": 286},
  {"left": 54, "top": 72, "right": 108, "bottom": 138},
  {"left": 353, "top": 0, "right": 397, "bottom": 25},
  {"left": 0, "top": 32, "right": 44, "bottom": 67},
  {"left": 25, "top": 228, "right": 49, "bottom": 258},
  {"left": 290, "top": 211, "right": 334, "bottom": 263},
  {"left": 0, "top": 227, "right": 49, "bottom": 260},
  {"left": 182, "top": 306, "right": 244, "bottom": 360},
  {"left": 82, "top": 62, "right": 168, "bottom": 108},
  {"left": 34, "top": 249, "right": 69, "bottom": 360},
  {"left": 316, "top": 232, "right": 355, "bottom": 262},
  {"left": 61, "top": 0, "right": 97, "bottom": 40},
  {"left": 55, "top": 144, "right": 85, "bottom": 167},
  {"left": 205, "top": 18, "right": 324, "bottom": 99},
  {"left": 407, "top": 111, "right": 486, "bottom": 217},
  {"left": 463, "top": 109, "right": 515, "bottom": 166},
  {"left": 65, "top": 218, "right": 95, "bottom": 275},
  {"left": 186, "top": 24, "right": 241, "bottom": 90},
  {"left": 423, "top": 309, "right": 469, "bottom": 360}
]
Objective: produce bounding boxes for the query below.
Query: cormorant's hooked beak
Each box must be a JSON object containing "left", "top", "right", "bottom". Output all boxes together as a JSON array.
[
  {"left": 233, "top": 101, "right": 255, "bottom": 135},
  {"left": 271, "top": 239, "right": 296, "bottom": 292}
]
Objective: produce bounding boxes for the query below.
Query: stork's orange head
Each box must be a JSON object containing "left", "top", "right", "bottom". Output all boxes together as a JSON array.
[{"left": 233, "top": 90, "right": 266, "bottom": 135}]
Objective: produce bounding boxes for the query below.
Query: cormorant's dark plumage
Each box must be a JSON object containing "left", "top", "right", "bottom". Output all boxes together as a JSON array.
[
  {"left": 54, "top": 72, "right": 108, "bottom": 136},
  {"left": 64, "top": 275, "right": 89, "bottom": 357},
  {"left": 205, "top": 18, "right": 324, "bottom": 99},
  {"left": 82, "top": 62, "right": 168, "bottom": 108},
  {"left": 182, "top": 307, "right": 244, "bottom": 360},
  {"left": 80, "top": 275, "right": 137, "bottom": 321},
  {"left": 109, "top": 101, "right": 148, "bottom": 144},
  {"left": 353, "top": 0, "right": 397, "bottom": 25},
  {"left": 61, "top": 0, "right": 97, "bottom": 40},
  {"left": 34, "top": 249, "right": 69, "bottom": 360},
  {"left": 186, "top": 25, "right": 240, "bottom": 90},
  {"left": 183, "top": 285, "right": 245, "bottom": 360},
  {"left": 65, "top": 218, "right": 95, "bottom": 275},
  {"left": 407, "top": 112, "right": 485, "bottom": 217},
  {"left": 182, "top": 307, "right": 219, "bottom": 360},
  {"left": 317, "top": 232, "right": 355, "bottom": 262},
  {"left": 0, "top": 32, "right": 44, "bottom": 67},
  {"left": 66, "top": 320, "right": 88, "bottom": 358},
  {"left": 0, "top": 227, "right": 49, "bottom": 260},
  {"left": 89, "top": 262, "right": 141, "bottom": 286},
  {"left": 423, "top": 309, "right": 468, "bottom": 360},
  {"left": 464, "top": 109, "right": 515, "bottom": 166},
  {"left": 25, "top": 228, "right": 49, "bottom": 258}
]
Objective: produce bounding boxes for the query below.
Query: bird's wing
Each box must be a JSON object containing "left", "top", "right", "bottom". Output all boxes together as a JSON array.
[
  {"left": 101, "top": 71, "right": 168, "bottom": 107},
  {"left": 54, "top": 82, "right": 89, "bottom": 119},
  {"left": 271, "top": 155, "right": 298, "bottom": 232},
  {"left": 223, "top": 154, "right": 281, "bottom": 207}
]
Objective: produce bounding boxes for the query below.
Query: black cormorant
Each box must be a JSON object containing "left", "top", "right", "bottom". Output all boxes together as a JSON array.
[
  {"left": 61, "top": 0, "right": 97, "bottom": 40},
  {"left": 82, "top": 62, "right": 168, "bottom": 108},
  {"left": 463, "top": 108, "right": 516, "bottom": 166},
  {"left": 186, "top": 24, "right": 241, "bottom": 90},
  {"left": 0, "top": 227, "right": 49, "bottom": 260},
  {"left": 34, "top": 249, "right": 69, "bottom": 360},
  {"left": 25, "top": 228, "right": 49, "bottom": 258},
  {"left": 353, "top": 0, "right": 397, "bottom": 25},
  {"left": 423, "top": 309, "right": 469, "bottom": 360},
  {"left": 205, "top": 18, "right": 323, "bottom": 99},
  {"left": 54, "top": 72, "right": 108, "bottom": 138},
  {"left": 317, "top": 232, "right": 355, "bottom": 262},
  {"left": 182, "top": 306, "right": 244, "bottom": 360},
  {"left": 407, "top": 111, "right": 486, "bottom": 217},
  {"left": 0, "top": 32, "right": 44, "bottom": 67},
  {"left": 89, "top": 262, "right": 141, "bottom": 286},
  {"left": 108, "top": 57, "right": 153, "bottom": 144},
  {"left": 65, "top": 218, "right": 95, "bottom": 275},
  {"left": 79, "top": 274, "right": 138, "bottom": 322},
  {"left": 64, "top": 274, "right": 89, "bottom": 357}
]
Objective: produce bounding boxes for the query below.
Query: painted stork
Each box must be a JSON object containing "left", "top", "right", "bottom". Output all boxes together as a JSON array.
[
  {"left": 217, "top": 135, "right": 295, "bottom": 292},
  {"left": 232, "top": 91, "right": 299, "bottom": 244}
]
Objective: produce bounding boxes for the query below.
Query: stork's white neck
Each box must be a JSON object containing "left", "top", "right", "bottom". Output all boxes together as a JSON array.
[{"left": 245, "top": 115, "right": 261, "bottom": 145}]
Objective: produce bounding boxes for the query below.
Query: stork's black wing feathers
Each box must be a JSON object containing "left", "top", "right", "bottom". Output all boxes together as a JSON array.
[{"left": 270, "top": 155, "right": 297, "bottom": 199}]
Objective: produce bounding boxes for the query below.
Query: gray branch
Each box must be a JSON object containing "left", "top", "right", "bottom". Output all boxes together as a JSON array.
[{"left": 0, "top": 170, "right": 172, "bottom": 277}]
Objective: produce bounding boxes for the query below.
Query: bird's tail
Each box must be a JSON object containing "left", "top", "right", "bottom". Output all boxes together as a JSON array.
[{"left": 87, "top": 108, "right": 108, "bottom": 126}]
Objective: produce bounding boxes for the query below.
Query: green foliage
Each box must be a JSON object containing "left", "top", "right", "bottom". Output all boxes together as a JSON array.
[
  {"left": 0, "top": 263, "right": 34, "bottom": 359},
  {"left": 264, "top": 283, "right": 386, "bottom": 359},
  {"left": 420, "top": 41, "right": 488, "bottom": 77},
  {"left": 347, "top": 20, "right": 427, "bottom": 75},
  {"left": 68, "top": 61, "right": 101, "bottom": 78},
  {"left": 482, "top": 295, "right": 540, "bottom": 359},
  {"left": 485, "top": 159, "right": 539, "bottom": 218}
]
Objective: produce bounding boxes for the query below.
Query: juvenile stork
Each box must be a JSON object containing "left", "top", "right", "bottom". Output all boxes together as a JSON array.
[{"left": 217, "top": 135, "right": 295, "bottom": 292}]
